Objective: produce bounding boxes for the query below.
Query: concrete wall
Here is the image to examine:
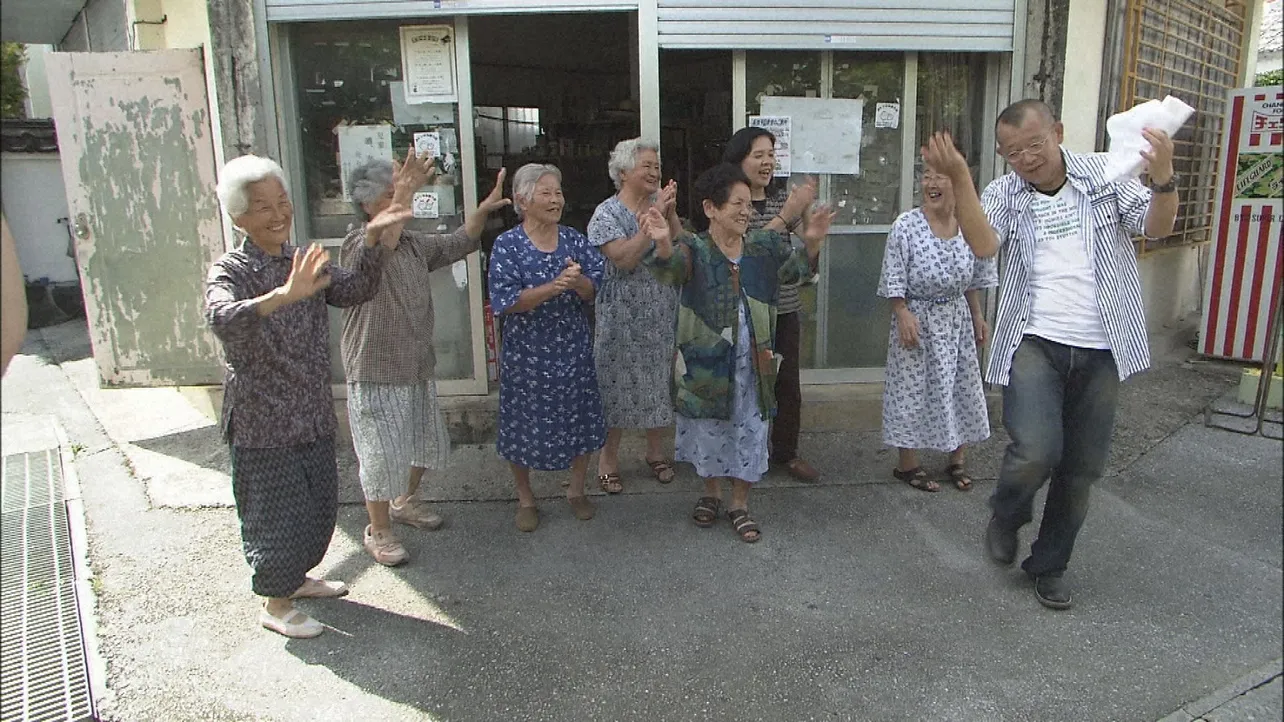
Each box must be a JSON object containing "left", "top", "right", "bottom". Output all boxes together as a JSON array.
[
  {"left": 0, "top": 154, "right": 76, "bottom": 283},
  {"left": 1059, "top": 0, "right": 1107, "bottom": 152},
  {"left": 1139, "top": 245, "right": 1207, "bottom": 354},
  {"left": 58, "top": 0, "right": 129, "bottom": 51}
]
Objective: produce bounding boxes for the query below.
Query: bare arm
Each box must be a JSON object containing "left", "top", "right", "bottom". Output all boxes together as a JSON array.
[
  {"left": 1, "top": 216, "right": 28, "bottom": 373},
  {"left": 598, "top": 230, "right": 654, "bottom": 272},
  {"left": 923, "top": 132, "right": 999, "bottom": 258},
  {"left": 1140, "top": 128, "right": 1179, "bottom": 238},
  {"left": 506, "top": 282, "right": 564, "bottom": 314}
]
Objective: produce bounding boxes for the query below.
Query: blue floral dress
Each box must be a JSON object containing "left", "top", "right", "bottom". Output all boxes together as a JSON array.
[
  {"left": 876, "top": 209, "right": 998, "bottom": 451},
  {"left": 488, "top": 224, "right": 607, "bottom": 470}
]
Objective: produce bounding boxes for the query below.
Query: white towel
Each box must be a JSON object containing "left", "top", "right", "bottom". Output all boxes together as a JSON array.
[{"left": 1103, "top": 95, "right": 1196, "bottom": 183}]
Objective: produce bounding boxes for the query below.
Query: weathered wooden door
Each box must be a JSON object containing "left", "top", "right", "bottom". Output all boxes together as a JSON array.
[{"left": 46, "top": 49, "right": 225, "bottom": 386}]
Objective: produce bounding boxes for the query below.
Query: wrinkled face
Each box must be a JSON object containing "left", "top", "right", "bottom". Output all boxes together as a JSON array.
[
  {"left": 235, "top": 177, "right": 293, "bottom": 250},
  {"left": 362, "top": 186, "right": 394, "bottom": 219},
  {"left": 996, "top": 114, "right": 1065, "bottom": 190},
  {"left": 703, "top": 181, "right": 753, "bottom": 238},
  {"left": 920, "top": 164, "right": 956, "bottom": 213},
  {"left": 740, "top": 136, "right": 776, "bottom": 192},
  {"left": 521, "top": 174, "right": 564, "bottom": 224},
  {"left": 622, "top": 149, "right": 661, "bottom": 195}
]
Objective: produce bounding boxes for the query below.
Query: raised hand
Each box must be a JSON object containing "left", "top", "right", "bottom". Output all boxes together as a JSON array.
[
  {"left": 392, "top": 146, "right": 437, "bottom": 203},
  {"left": 281, "top": 243, "right": 333, "bottom": 303},
  {"left": 897, "top": 308, "right": 921, "bottom": 349},
  {"left": 921, "top": 131, "right": 969, "bottom": 181},
  {"left": 800, "top": 203, "right": 836, "bottom": 253},
  {"left": 367, "top": 202, "right": 414, "bottom": 250},
  {"left": 1140, "top": 128, "right": 1175, "bottom": 184},
  {"left": 781, "top": 176, "right": 819, "bottom": 224},
  {"left": 658, "top": 180, "right": 678, "bottom": 218},
  {"left": 478, "top": 168, "right": 512, "bottom": 215}
]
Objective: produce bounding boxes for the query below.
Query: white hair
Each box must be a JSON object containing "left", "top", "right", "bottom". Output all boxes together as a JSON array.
[
  {"left": 511, "top": 163, "right": 562, "bottom": 219},
  {"left": 216, "top": 155, "right": 288, "bottom": 220},
  {"left": 607, "top": 138, "right": 660, "bottom": 190}
]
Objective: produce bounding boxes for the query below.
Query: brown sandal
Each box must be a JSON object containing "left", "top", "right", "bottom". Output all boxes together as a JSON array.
[
  {"left": 692, "top": 497, "right": 721, "bottom": 527},
  {"left": 945, "top": 463, "right": 973, "bottom": 491},
  {"left": 726, "top": 508, "right": 761, "bottom": 543},
  {"left": 646, "top": 459, "right": 675, "bottom": 484},
  {"left": 893, "top": 466, "right": 940, "bottom": 492},
  {"left": 598, "top": 472, "right": 623, "bottom": 494}
]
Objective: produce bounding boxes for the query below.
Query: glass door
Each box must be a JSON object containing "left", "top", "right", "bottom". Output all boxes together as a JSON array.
[{"left": 737, "top": 50, "right": 995, "bottom": 382}]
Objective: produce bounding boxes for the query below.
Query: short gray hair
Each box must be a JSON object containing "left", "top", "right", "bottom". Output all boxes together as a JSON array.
[
  {"left": 216, "top": 155, "right": 288, "bottom": 219},
  {"left": 348, "top": 159, "right": 395, "bottom": 221},
  {"left": 607, "top": 138, "right": 661, "bottom": 190},
  {"left": 511, "top": 163, "right": 562, "bottom": 218}
]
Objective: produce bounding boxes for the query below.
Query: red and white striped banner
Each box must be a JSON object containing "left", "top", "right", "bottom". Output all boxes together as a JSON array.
[{"left": 1201, "top": 87, "right": 1283, "bottom": 362}]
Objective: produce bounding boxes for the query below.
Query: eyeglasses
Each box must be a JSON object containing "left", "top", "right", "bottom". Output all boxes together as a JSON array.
[{"left": 998, "top": 135, "right": 1049, "bottom": 163}]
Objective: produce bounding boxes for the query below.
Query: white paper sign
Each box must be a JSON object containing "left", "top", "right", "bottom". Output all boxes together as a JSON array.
[
  {"left": 747, "top": 115, "right": 792, "bottom": 177},
  {"left": 400, "top": 25, "right": 457, "bottom": 103},
  {"left": 875, "top": 102, "right": 900, "bottom": 129},
  {"left": 414, "top": 131, "right": 441, "bottom": 158},
  {"left": 412, "top": 191, "right": 439, "bottom": 219},
  {"left": 337, "top": 124, "right": 394, "bottom": 202},
  {"left": 759, "top": 96, "right": 863, "bottom": 175},
  {"left": 450, "top": 259, "right": 468, "bottom": 289}
]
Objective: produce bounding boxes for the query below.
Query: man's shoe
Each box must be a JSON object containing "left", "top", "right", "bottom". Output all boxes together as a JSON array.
[
  {"left": 1032, "top": 575, "right": 1073, "bottom": 610},
  {"left": 985, "top": 515, "right": 1017, "bottom": 566}
]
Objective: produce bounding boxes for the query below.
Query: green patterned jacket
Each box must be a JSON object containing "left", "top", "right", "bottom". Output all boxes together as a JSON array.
[{"left": 644, "top": 229, "right": 813, "bottom": 420}]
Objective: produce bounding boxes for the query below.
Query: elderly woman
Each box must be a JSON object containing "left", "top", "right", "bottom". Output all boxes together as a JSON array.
[
  {"left": 877, "top": 143, "right": 997, "bottom": 492},
  {"left": 205, "top": 154, "right": 410, "bottom": 638},
  {"left": 722, "top": 127, "right": 821, "bottom": 481},
  {"left": 587, "top": 138, "right": 681, "bottom": 493},
  {"left": 642, "top": 163, "right": 833, "bottom": 543},
  {"left": 488, "top": 163, "right": 606, "bottom": 532},
  {"left": 340, "top": 152, "right": 510, "bottom": 565}
]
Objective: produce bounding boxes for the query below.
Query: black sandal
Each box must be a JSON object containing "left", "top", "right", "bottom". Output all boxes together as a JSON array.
[
  {"left": 692, "top": 497, "right": 721, "bottom": 527},
  {"left": 727, "top": 508, "right": 760, "bottom": 543},
  {"left": 945, "top": 463, "right": 973, "bottom": 491},
  {"left": 893, "top": 466, "right": 940, "bottom": 492},
  {"left": 598, "top": 473, "right": 623, "bottom": 494}
]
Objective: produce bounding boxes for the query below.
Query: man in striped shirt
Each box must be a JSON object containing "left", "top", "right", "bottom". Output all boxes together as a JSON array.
[{"left": 924, "top": 99, "right": 1178, "bottom": 610}]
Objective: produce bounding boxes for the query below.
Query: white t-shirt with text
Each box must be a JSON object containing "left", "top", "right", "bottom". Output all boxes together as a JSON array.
[{"left": 1025, "top": 182, "right": 1111, "bottom": 349}]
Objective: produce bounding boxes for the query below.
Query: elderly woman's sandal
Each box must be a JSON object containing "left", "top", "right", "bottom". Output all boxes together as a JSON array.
[
  {"left": 598, "top": 472, "right": 624, "bottom": 494},
  {"left": 945, "top": 463, "right": 973, "bottom": 491},
  {"left": 893, "top": 466, "right": 940, "bottom": 492},
  {"left": 726, "top": 508, "right": 761, "bottom": 543},
  {"left": 692, "top": 497, "right": 721, "bottom": 527},
  {"left": 646, "top": 459, "right": 676, "bottom": 484}
]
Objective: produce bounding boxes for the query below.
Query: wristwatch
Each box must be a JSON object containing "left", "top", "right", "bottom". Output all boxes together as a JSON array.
[{"left": 1149, "top": 174, "right": 1178, "bottom": 194}]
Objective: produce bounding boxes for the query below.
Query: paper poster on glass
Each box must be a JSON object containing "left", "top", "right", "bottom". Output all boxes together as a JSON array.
[
  {"left": 337, "top": 124, "right": 394, "bottom": 202},
  {"left": 400, "top": 25, "right": 457, "bottom": 104},
  {"left": 748, "top": 115, "right": 792, "bottom": 177},
  {"left": 759, "top": 97, "right": 863, "bottom": 175},
  {"left": 412, "top": 191, "right": 440, "bottom": 219}
]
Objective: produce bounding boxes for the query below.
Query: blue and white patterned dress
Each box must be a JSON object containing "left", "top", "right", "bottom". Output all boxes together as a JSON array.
[
  {"left": 488, "top": 224, "right": 607, "bottom": 470},
  {"left": 673, "top": 258, "right": 770, "bottom": 483},
  {"left": 877, "top": 209, "right": 998, "bottom": 451}
]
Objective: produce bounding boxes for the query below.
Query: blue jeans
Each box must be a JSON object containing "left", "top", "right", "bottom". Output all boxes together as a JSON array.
[{"left": 989, "top": 335, "right": 1120, "bottom": 578}]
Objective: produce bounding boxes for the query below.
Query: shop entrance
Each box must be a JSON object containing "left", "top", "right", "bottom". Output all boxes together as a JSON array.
[{"left": 468, "top": 12, "right": 639, "bottom": 233}]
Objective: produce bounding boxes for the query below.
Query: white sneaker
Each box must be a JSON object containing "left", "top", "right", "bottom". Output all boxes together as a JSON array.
[
  {"left": 389, "top": 496, "right": 444, "bottom": 530},
  {"left": 363, "top": 524, "right": 408, "bottom": 566},
  {"left": 259, "top": 607, "right": 324, "bottom": 638}
]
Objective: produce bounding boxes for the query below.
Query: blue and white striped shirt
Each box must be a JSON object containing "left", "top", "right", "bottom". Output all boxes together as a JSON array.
[{"left": 982, "top": 149, "right": 1155, "bottom": 385}]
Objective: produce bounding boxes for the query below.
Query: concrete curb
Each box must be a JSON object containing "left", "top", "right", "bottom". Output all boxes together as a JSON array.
[
  {"left": 1156, "top": 657, "right": 1283, "bottom": 722},
  {"left": 53, "top": 420, "right": 111, "bottom": 718}
]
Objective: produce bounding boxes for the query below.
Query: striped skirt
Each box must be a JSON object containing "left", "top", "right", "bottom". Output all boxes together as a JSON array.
[{"left": 346, "top": 380, "right": 451, "bottom": 501}]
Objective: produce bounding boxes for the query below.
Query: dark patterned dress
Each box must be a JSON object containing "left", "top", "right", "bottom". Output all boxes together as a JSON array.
[
  {"left": 488, "top": 224, "right": 607, "bottom": 470},
  {"left": 587, "top": 195, "right": 679, "bottom": 429},
  {"left": 876, "top": 209, "right": 998, "bottom": 451}
]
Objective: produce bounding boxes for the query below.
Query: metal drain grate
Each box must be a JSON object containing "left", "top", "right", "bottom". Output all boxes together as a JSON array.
[{"left": 1, "top": 450, "right": 95, "bottom": 722}]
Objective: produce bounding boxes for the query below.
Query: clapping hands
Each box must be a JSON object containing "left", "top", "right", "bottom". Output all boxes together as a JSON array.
[
  {"left": 281, "top": 243, "right": 334, "bottom": 303},
  {"left": 553, "top": 256, "right": 583, "bottom": 293}
]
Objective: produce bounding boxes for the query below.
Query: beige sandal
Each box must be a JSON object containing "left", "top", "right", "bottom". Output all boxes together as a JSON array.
[
  {"left": 515, "top": 505, "right": 539, "bottom": 532},
  {"left": 289, "top": 577, "right": 349, "bottom": 599},
  {"left": 259, "top": 607, "right": 324, "bottom": 638},
  {"left": 568, "top": 495, "right": 596, "bottom": 521}
]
